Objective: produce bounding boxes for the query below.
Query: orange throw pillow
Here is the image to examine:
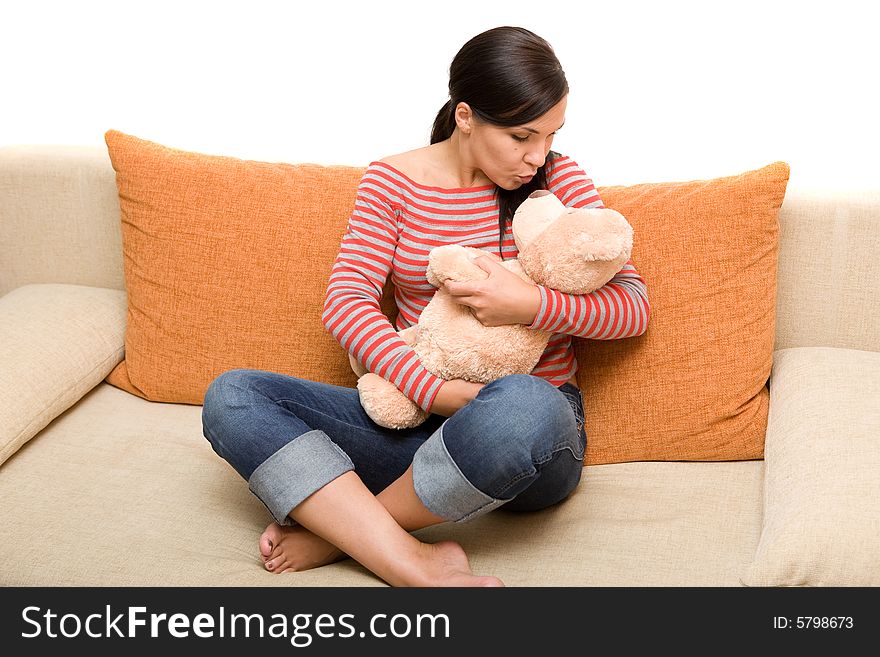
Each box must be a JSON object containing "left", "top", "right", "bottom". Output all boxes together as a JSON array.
[
  {"left": 104, "top": 130, "right": 380, "bottom": 404},
  {"left": 578, "top": 162, "right": 790, "bottom": 464}
]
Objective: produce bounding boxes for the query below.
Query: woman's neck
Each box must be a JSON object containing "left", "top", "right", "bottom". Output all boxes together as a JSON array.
[{"left": 440, "top": 131, "right": 492, "bottom": 188}]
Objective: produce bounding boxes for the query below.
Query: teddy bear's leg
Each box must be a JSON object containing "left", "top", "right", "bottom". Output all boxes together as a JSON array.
[
  {"left": 357, "top": 373, "right": 429, "bottom": 429},
  {"left": 350, "top": 325, "right": 428, "bottom": 428},
  {"left": 349, "top": 352, "right": 369, "bottom": 378}
]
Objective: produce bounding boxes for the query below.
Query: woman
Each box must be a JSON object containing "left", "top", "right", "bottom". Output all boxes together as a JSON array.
[{"left": 202, "top": 26, "right": 649, "bottom": 587}]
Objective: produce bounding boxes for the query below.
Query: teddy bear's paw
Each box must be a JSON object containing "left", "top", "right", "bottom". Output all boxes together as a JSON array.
[
  {"left": 398, "top": 325, "right": 417, "bottom": 347},
  {"left": 357, "top": 373, "right": 429, "bottom": 429},
  {"left": 426, "top": 245, "right": 497, "bottom": 287}
]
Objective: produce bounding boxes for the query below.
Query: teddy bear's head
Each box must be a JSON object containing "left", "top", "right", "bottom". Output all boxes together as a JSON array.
[{"left": 512, "top": 190, "right": 634, "bottom": 294}]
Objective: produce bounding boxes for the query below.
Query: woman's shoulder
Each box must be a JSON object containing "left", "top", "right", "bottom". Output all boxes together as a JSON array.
[
  {"left": 357, "top": 147, "right": 445, "bottom": 205},
  {"left": 374, "top": 145, "right": 448, "bottom": 187},
  {"left": 376, "top": 147, "right": 427, "bottom": 170}
]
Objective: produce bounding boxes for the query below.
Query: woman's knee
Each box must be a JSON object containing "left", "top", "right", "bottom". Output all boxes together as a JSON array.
[
  {"left": 441, "top": 375, "right": 578, "bottom": 496},
  {"left": 486, "top": 374, "right": 570, "bottom": 410},
  {"left": 475, "top": 374, "right": 576, "bottom": 453},
  {"left": 201, "top": 369, "right": 269, "bottom": 448},
  {"left": 502, "top": 451, "right": 584, "bottom": 512},
  {"left": 203, "top": 368, "right": 256, "bottom": 418}
]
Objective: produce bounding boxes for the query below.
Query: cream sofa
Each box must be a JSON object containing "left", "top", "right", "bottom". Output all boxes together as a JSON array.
[{"left": 1, "top": 145, "right": 878, "bottom": 587}]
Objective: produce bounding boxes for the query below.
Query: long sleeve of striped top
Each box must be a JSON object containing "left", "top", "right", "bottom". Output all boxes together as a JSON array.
[{"left": 322, "top": 154, "right": 650, "bottom": 413}]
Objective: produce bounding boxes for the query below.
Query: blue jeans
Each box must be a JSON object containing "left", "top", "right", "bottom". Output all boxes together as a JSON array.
[{"left": 201, "top": 371, "right": 587, "bottom": 525}]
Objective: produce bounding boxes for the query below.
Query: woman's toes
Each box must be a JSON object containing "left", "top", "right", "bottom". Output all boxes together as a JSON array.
[
  {"left": 266, "top": 555, "right": 292, "bottom": 574},
  {"left": 260, "top": 523, "right": 283, "bottom": 559},
  {"left": 266, "top": 542, "right": 285, "bottom": 563},
  {"left": 479, "top": 576, "right": 505, "bottom": 587}
]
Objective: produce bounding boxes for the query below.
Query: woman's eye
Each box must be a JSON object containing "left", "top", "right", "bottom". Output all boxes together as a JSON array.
[{"left": 512, "top": 135, "right": 530, "bottom": 143}]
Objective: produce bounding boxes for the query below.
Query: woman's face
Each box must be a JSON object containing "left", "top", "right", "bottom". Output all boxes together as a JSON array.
[{"left": 463, "top": 95, "right": 568, "bottom": 190}]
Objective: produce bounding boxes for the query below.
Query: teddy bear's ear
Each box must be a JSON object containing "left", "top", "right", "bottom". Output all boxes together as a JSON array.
[{"left": 512, "top": 191, "right": 566, "bottom": 250}]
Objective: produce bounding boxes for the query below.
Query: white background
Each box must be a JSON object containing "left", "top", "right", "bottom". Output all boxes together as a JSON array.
[{"left": 2, "top": 0, "right": 877, "bottom": 190}]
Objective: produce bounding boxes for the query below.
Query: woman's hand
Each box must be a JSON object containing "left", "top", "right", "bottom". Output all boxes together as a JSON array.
[
  {"left": 430, "top": 379, "right": 485, "bottom": 417},
  {"left": 443, "top": 256, "right": 541, "bottom": 326}
]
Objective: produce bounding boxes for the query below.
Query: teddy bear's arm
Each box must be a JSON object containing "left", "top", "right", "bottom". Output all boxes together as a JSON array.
[{"left": 425, "top": 245, "right": 503, "bottom": 288}]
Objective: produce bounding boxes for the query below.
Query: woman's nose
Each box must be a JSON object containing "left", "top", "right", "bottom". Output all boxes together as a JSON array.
[{"left": 524, "top": 147, "right": 545, "bottom": 168}]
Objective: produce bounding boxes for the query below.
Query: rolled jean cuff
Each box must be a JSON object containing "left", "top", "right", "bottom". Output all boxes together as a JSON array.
[
  {"left": 247, "top": 429, "right": 354, "bottom": 525},
  {"left": 412, "top": 424, "right": 509, "bottom": 523}
]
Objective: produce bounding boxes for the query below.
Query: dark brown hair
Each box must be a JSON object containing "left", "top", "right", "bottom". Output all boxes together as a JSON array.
[{"left": 430, "top": 26, "right": 568, "bottom": 254}]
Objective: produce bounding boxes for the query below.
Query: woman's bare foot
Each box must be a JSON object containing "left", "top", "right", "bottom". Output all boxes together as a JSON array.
[
  {"left": 260, "top": 522, "right": 346, "bottom": 573},
  {"left": 397, "top": 540, "right": 504, "bottom": 588},
  {"left": 259, "top": 523, "right": 503, "bottom": 587}
]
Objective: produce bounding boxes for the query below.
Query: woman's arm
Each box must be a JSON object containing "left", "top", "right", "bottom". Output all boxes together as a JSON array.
[
  {"left": 322, "top": 169, "right": 445, "bottom": 412},
  {"left": 527, "top": 261, "right": 650, "bottom": 339},
  {"left": 429, "top": 379, "right": 485, "bottom": 417},
  {"left": 442, "top": 255, "right": 650, "bottom": 338}
]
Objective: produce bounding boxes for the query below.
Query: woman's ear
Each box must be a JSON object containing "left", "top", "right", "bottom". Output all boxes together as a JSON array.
[{"left": 454, "top": 102, "right": 474, "bottom": 135}]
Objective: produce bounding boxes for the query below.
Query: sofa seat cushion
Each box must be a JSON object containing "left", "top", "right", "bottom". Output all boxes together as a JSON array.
[
  {"left": 420, "top": 460, "right": 764, "bottom": 586},
  {"left": 743, "top": 346, "right": 880, "bottom": 586},
  {"left": 0, "top": 383, "right": 377, "bottom": 587},
  {"left": 0, "top": 384, "right": 763, "bottom": 586},
  {"left": 0, "top": 284, "right": 126, "bottom": 466}
]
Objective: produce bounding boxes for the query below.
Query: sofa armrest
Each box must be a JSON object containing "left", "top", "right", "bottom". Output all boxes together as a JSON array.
[
  {"left": 742, "top": 346, "right": 880, "bottom": 586},
  {"left": 0, "top": 284, "right": 126, "bottom": 466}
]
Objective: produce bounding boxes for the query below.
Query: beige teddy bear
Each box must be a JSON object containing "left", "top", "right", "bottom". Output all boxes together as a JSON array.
[{"left": 349, "top": 189, "right": 633, "bottom": 429}]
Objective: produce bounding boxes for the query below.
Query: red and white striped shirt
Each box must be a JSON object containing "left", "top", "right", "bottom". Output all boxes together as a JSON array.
[{"left": 322, "top": 154, "right": 650, "bottom": 412}]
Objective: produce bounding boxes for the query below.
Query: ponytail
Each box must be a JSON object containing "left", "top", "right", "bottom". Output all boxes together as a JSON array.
[{"left": 430, "top": 99, "right": 456, "bottom": 144}]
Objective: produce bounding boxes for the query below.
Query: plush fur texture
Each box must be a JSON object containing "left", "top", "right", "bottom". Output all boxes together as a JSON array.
[{"left": 351, "top": 190, "right": 633, "bottom": 429}]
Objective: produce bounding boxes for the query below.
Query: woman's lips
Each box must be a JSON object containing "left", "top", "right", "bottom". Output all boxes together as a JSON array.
[{"left": 518, "top": 174, "right": 535, "bottom": 183}]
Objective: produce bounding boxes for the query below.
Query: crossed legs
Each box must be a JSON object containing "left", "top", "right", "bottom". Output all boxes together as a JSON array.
[{"left": 202, "top": 371, "right": 584, "bottom": 587}]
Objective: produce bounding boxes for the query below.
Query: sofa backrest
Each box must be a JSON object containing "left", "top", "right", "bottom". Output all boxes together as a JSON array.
[
  {"left": 2, "top": 145, "right": 878, "bottom": 353},
  {"left": 774, "top": 188, "right": 880, "bottom": 352},
  {"left": 0, "top": 145, "right": 125, "bottom": 295}
]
